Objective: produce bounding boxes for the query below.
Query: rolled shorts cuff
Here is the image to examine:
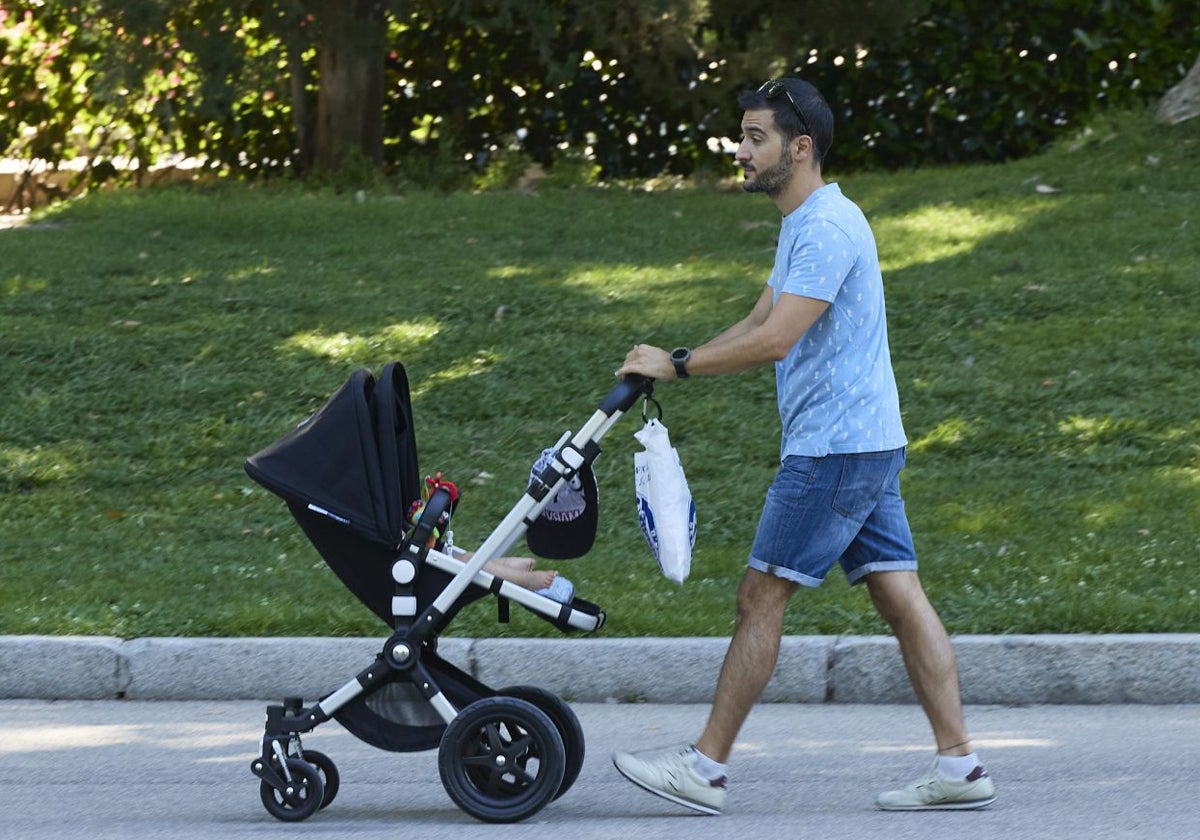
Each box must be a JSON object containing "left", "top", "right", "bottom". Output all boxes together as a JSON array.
[
  {"left": 844, "top": 559, "right": 918, "bottom": 586},
  {"left": 747, "top": 557, "right": 825, "bottom": 588}
]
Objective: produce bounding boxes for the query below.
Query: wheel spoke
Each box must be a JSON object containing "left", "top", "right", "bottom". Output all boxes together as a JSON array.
[
  {"left": 507, "top": 733, "right": 534, "bottom": 755},
  {"left": 482, "top": 722, "right": 506, "bottom": 752},
  {"left": 484, "top": 767, "right": 505, "bottom": 797},
  {"left": 508, "top": 762, "right": 535, "bottom": 786}
]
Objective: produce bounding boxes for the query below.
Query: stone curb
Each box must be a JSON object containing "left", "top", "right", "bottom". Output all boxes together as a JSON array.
[{"left": 2, "top": 634, "right": 1199, "bottom": 703}]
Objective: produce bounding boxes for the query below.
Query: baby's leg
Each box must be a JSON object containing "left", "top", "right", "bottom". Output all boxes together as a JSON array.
[
  {"left": 490, "top": 557, "right": 535, "bottom": 573},
  {"left": 484, "top": 558, "right": 557, "bottom": 591}
]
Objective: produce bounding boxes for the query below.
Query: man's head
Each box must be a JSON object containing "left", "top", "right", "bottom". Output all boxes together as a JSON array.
[
  {"left": 739, "top": 79, "right": 834, "bottom": 164},
  {"left": 735, "top": 79, "right": 833, "bottom": 202}
]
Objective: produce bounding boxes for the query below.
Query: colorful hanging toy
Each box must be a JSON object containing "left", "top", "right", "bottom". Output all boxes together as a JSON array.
[{"left": 407, "top": 472, "right": 459, "bottom": 546}]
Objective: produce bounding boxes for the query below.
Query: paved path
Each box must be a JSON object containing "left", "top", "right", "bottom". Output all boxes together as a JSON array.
[{"left": 2, "top": 700, "right": 1197, "bottom": 839}]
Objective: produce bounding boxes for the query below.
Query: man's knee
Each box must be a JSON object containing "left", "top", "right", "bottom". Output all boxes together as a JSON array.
[
  {"left": 735, "top": 568, "right": 797, "bottom": 617},
  {"left": 866, "top": 570, "right": 930, "bottom": 628}
]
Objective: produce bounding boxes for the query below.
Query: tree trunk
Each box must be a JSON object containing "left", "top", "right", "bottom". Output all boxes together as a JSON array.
[
  {"left": 314, "top": 0, "right": 387, "bottom": 172},
  {"left": 1156, "top": 53, "right": 1200, "bottom": 125},
  {"left": 288, "top": 35, "right": 316, "bottom": 174}
]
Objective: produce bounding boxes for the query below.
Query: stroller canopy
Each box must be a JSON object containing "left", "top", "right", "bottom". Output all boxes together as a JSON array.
[{"left": 245, "top": 362, "right": 421, "bottom": 547}]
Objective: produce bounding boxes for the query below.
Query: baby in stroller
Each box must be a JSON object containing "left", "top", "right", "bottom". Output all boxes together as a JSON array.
[
  {"left": 244, "top": 361, "right": 650, "bottom": 823},
  {"left": 408, "top": 466, "right": 578, "bottom": 604}
]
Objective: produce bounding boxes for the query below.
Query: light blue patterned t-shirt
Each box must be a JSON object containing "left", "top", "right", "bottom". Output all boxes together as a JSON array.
[{"left": 768, "top": 183, "right": 906, "bottom": 458}]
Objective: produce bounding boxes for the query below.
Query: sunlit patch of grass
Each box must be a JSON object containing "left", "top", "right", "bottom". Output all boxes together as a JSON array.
[
  {"left": 876, "top": 204, "right": 1033, "bottom": 272},
  {"left": 909, "top": 416, "right": 978, "bottom": 455},
  {"left": 0, "top": 443, "right": 85, "bottom": 491},
  {"left": 285, "top": 321, "right": 441, "bottom": 362}
]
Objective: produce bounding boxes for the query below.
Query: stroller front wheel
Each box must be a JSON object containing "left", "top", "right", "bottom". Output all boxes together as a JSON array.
[
  {"left": 438, "top": 696, "right": 566, "bottom": 823},
  {"left": 259, "top": 757, "right": 325, "bottom": 822}
]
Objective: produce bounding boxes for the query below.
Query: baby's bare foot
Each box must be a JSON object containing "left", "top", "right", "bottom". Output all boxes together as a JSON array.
[{"left": 524, "top": 569, "right": 558, "bottom": 591}]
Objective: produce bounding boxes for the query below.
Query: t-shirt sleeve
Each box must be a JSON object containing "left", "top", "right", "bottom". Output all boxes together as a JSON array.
[{"left": 779, "top": 219, "right": 856, "bottom": 304}]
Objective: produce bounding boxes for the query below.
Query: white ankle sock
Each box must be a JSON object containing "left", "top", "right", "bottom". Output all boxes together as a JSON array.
[
  {"left": 936, "top": 752, "right": 981, "bottom": 780},
  {"left": 690, "top": 747, "right": 728, "bottom": 782}
]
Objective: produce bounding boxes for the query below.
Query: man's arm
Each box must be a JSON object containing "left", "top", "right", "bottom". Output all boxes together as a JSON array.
[
  {"left": 690, "top": 289, "right": 828, "bottom": 375},
  {"left": 617, "top": 287, "right": 829, "bottom": 381},
  {"left": 701, "top": 285, "right": 775, "bottom": 348}
]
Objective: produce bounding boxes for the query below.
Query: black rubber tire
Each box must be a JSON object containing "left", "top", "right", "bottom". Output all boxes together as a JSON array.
[
  {"left": 497, "top": 685, "right": 585, "bottom": 800},
  {"left": 438, "top": 696, "right": 566, "bottom": 823},
  {"left": 300, "top": 750, "right": 340, "bottom": 810},
  {"left": 259, "top": 757, "right": 324, "bottom": 822}
]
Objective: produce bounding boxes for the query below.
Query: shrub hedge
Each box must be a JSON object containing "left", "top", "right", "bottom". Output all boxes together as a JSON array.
[
  {"left": 1, "top": 0, "right": 1196, "bottom": 189},
  {"left": 801, "top": 0, "right": 1200, "bottom": 172}
]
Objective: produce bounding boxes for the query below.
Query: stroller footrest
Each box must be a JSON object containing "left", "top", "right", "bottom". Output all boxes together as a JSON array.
[{"left": 537, "top": 596, "right": 605, "bottom": 633}]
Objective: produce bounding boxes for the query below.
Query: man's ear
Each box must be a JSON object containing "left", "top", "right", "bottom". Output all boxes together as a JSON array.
[{"left": 794, "top": 134, "right": 813, "bottom": 161}]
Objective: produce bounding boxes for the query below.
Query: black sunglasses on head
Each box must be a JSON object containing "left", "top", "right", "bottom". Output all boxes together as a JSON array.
[{"left": 758, "top": 79, "right": 812, "bottom": 138}]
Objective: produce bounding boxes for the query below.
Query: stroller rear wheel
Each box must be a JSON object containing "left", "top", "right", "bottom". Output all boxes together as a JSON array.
[
  {"left": 438, "top": 696, "right": 566, "bottom": 823},
  {"left": 259, "top": 757, "right": 325, "bottom": 822},
  {"left": 498, "top": 685, "right": 585, "bottom": 801}
]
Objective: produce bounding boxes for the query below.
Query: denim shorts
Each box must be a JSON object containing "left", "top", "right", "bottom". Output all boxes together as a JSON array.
[{"left": 747, "top": 448, "right": 918, "bottom": 587}]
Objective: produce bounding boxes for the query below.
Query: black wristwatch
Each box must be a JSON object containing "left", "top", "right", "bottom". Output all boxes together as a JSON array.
[{"left": 670, "top": 347, "right": 691, "bottom": 379}]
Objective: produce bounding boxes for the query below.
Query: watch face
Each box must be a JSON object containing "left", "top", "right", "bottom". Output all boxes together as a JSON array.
[{"left": 671, "top": 348, "right": 690, "bottom": 376}]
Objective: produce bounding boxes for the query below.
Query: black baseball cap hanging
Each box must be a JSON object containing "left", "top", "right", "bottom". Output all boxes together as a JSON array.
[{"left": 525, "top": 446, "right": 599, "bottom": 560}]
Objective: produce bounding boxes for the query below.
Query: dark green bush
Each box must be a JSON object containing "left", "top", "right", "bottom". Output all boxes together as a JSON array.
[
  {"left": 378, "top": 0, "right": 1200, "bottom": 177},
  {"left": 1, "top": 0, "right": 1196, "bottom": 190},
  {"left": 790, "top": 0, "right": 1200, "bottom": 170}
]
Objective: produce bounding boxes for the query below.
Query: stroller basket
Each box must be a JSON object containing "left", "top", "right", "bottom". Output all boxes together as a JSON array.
[{"left": 245, "top": 362, "right": 653, "bottom": 823}]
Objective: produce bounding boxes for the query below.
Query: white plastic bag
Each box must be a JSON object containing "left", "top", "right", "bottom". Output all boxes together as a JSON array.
[{"left": 633, "top": 418, "right": 696, "bottom": 583}]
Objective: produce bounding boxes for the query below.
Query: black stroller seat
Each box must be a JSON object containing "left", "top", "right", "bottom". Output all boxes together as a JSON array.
[{"left": 244, "top": 361, "right": 652, "bottom": 823}]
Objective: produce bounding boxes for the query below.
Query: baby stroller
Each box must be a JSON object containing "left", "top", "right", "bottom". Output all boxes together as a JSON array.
[{"left": 244, "top": 361, "right": 653, "bottom": 823}]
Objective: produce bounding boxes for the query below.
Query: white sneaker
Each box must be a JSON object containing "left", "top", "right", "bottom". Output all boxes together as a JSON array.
[
  {"left": 612, "top": 744, "right": 726, "bottom": 815},
  {"left": 876, "top": 760, "right": 996, "bottom": 810}
]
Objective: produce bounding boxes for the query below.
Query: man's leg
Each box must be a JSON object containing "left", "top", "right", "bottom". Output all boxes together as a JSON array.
[
  {"left": 868, "top": 569, "right": 996, "bottom": 810},
  {"left": 611, "top": 568, "right": 796, "bottom": 814},
  {"left": 614, "top": 454, "right": 828, "bottom": 814},
  {"left": 695, "top": 568, "right": 798, "bottom": 762},
  {"left": 865, "top": 570, "right": 969, "bottom": 752}
]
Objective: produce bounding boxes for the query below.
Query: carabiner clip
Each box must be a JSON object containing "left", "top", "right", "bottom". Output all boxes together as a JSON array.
[{"left": 641, "top": 394, "right": 663, "bottom": 423}]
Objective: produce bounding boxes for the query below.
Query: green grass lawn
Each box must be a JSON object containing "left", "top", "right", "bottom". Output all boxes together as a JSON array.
[{"left": 2, "top": 109, "right": 1198, "bottom": 639}]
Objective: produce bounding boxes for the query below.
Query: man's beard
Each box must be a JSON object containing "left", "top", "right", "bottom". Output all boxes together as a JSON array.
[{"left": 742, "top": 152, "right": 795, "bottom": 197}]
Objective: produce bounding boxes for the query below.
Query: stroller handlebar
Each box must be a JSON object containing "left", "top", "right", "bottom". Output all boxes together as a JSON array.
[{"left": 599, "top": 374, "right": 653, "bottom": 416}]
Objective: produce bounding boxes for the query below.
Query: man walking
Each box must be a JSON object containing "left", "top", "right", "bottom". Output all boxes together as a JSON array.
[{"left": 612, "top": 78, "right": 996, "bottom": 815}]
